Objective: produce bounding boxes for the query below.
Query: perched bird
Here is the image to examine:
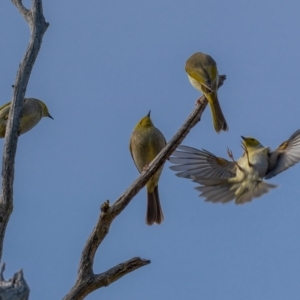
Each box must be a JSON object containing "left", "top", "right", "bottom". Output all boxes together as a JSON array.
[
  {"left": 0, "top": 98, "right": 53, "bottom": 137},
  {"left": 169, "top": 129, "right": 300, "bottom": 204},
  {"left": 185, "top": 52, "right": 228, "bottom": 133},
  {"left": 130, "top": 111, "right": 166, "bottom": 225}
]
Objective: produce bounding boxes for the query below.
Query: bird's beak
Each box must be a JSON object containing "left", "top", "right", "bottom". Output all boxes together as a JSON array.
[
  {"left": 147, "top": 110, "right": 151, "bottom": 117},
  {"left": 241, "top": 136, "right": 246, "bottom": 141},
  {"left": 48, "top": 113, "right": 54, "bottom": 120}
]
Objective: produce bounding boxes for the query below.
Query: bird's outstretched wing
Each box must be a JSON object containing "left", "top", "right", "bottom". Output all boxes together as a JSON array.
[
  {"left": 169, "top": 145, "right": 236, "bottom": 179},
  {"left": 265, "top": 129, "right": 300, "bottom": 179}
]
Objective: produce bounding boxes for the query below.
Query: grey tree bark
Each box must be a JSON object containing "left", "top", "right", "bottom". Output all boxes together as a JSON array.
[
  {"left": 0, "top": 1, "right": 227, "bottom": 299},
  {"left": 0, "top": 0, "right": 48, "bottom": 298},
  {"left": 0, "top": 264, "right": 29, "bottom": 300}
]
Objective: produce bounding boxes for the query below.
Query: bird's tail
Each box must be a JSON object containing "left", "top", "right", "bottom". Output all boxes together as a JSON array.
[
  {"left": 206, "top": 93, "right": 228, "bottom": 133},
  {"left": 234, "top": 180, "right": 278, "bottom": 204},
  {"left": 147, "top": 185, "right": 164, "bottom": 225},
  {"left": 193, "top": 177, "right": 277, "bottom": 204}
]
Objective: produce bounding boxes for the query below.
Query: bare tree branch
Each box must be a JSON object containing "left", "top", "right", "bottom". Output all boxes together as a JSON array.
[
  {"left": 0, "top": 263, "right": 30, "bottom": 300},
  {"left": 11, "top": 0, "right": 30, "bottom": 23},
  {"left": 0, "top": 0, "right": 49, "bottom": 261},
  {"left": 0, "top": 0, "right": 48, "bottom": 299},
  {"left": 64, "top": 257, "right": 150, "bottom": 300},
  {"left": 64, "top": 76, "right": 226, "bottom": 299}
]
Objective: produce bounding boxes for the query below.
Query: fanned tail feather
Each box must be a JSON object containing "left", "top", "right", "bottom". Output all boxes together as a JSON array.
[
  {"left": 235, "top": 181, "right": 277, "bottom": 204},
  {"left": 192, "top": 177, "right": 277, "bottom": 204}
]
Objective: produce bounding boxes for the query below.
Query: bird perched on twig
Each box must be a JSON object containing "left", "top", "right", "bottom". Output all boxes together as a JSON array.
[
  {"left": 0, "top": 98, "right": 53, "bottom": 137},
  {"left": 185, "top": 52, "right": 228, "bottom": 133},
  {"left": 130, "top": 111, "right": 166, "bottom": 225},
  {"left": 170, "top": 129, "right": 300, "bottom": 204}
]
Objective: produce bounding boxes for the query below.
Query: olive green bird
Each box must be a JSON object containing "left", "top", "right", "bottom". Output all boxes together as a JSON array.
[
  {"left": 130, "top": 111, "right": 166, "bottom": 225},
  {"left": 170, "top": 129, "right": 300, "bottom": 204},
  {"left": 0, "top": 98, "right": 53, "bottom": 137},
  {"left": 185, "top": 52, "right": 228, "bottom": 133}
]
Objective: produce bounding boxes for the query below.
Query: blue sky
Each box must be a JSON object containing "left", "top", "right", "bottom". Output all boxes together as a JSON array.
[{"left": 1, "top": 0, "right": 300, "bottom": 299}]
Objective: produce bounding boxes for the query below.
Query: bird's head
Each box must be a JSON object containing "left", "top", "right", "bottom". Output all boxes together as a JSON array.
[
  {"left": 37, "top": 100, "right": 54, "bottom": 120},
  {"left": 241, "top": 136, "right": 263, "bottom": 149},
  {"left": 135, "top": 110, "right": 154, "bottom": 129}
]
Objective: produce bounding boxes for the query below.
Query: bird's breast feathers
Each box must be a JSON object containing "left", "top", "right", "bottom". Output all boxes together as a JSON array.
[{"left": 187, "top": 74, "right": 203, "bottom": 92}]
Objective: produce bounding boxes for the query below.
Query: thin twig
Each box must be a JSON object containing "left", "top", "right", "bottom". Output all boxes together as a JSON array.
[{"left": 11, "top": 0, "right": 30, "bottom": 23}]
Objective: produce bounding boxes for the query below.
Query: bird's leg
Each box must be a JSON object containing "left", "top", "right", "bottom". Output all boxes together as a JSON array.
[
  {"left": 241, "top": 144, "right": 253, "bottom": 167},
  {"left": 227, "top": 148, "right": 243, "bottom": 172},
  {"left": 227, "top": 148, "right": 236, "bottom": 163}
]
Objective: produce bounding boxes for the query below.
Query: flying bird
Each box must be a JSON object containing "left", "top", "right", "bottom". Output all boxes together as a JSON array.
[{"left": 170, "top": 129, "right": 300, "bottom": 204}]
